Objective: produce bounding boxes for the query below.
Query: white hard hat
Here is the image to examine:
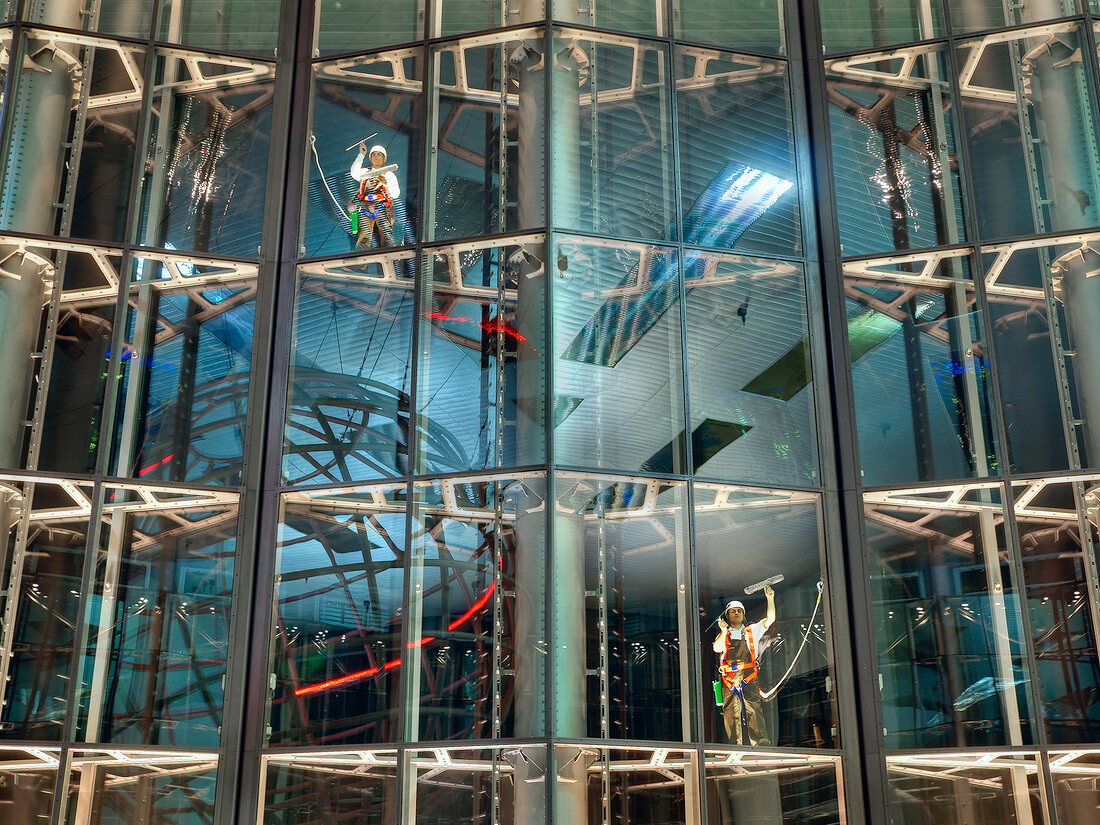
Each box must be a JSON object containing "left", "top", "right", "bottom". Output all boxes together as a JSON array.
[
  {"left": 369, "top": 145, "right": 387, "bottom": 160},
  {"left": 724, "top": 600, "right": 745, "bottom": 613}
]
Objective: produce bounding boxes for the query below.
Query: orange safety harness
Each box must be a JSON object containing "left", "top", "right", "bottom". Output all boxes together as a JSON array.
[{"left": 718, "top": 626, "right": 757, "bottom": 689}]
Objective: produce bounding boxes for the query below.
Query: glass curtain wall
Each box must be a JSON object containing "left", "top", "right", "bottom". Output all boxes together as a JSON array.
[
  {"left": 821, "top": 0, "right": 1100, "bottom": 820},
  {"left": 0, "top": 0, "right": 1099, "bottom": 824}
]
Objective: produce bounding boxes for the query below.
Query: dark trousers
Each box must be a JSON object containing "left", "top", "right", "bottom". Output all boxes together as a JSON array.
[{"left": 721, "top": 679, "right": 770, "bottom": 745}]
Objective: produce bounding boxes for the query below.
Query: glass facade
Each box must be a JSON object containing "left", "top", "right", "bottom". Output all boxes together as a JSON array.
[{"left": 0, "top": 0, "right": 1098, "bottom": 823}]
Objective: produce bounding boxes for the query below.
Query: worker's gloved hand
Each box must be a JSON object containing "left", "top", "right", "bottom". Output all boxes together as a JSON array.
[
  {"left": 763, "top": 585, "right": 774, "bottom": 597},
  {"left": 359, "top": 141, "right": 368, "bottom": 154},
  {"left": 718, "top": 618, "right": 729, "bottom": 632}
]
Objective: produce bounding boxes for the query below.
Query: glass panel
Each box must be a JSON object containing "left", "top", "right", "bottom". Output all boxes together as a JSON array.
[
  {"left": 675, "top": 48, "right": 799, "bottom": 258},
  {"left": 957, "top": 24, "right": 1100, "bottom": 240},
  {"left": 75, "top": 485, "right": 238, "bottom": 748},
  {"left": 819, "top": 0, "right": 942, "bottom": 54},
  {"left": 0, "top": 747, "right": 58, "bottom": 822},
  {"left": 416, "top": 237, "right": 547, "bottom": 474},
  {"left": 408, "top": 476, "right": 545, "bottom": 741},
  {"left": 0, "top": 242, "right": 124, "bottom": 475},
  {"left": 674, "top": 0, "right": 784, "bottom": 55},
  {"left": 0, "top": 32, "right": 144, "bottom": 244},
  {"left": 158, "top": 0, "right": 281, "bottom": 55},
  {"left": 1012, "top": 478, "right": 1100, "bottom": 743},
  {"left": 684, "top": 253, "right": 818, "bottom": 486},
  {"left": 552, "top": 30, "right": 675, "bottom": 242},
  {"left": 886, "top": 753, "right": 1046, "bottom": 824},
  {"left": 108, "top": 253, "right": 258, "bottom": 486},
  {"left": 0, "top": 479, "right": 88, "bottom": 741},
  {"left": 284, "top": 254, "right": 416, "bottom": 485},
  {"left": 1050, "top": 750, "right": 1100, "bottom": 823},
  {"left": 22, "top": 0, "right": 155, "bottom": 36},
  {"left": 427, "top": 31, "right": 545, "bottom": 241},
  {"left": 951, "top": 0, "right": 1077, "bottom": 34},
  {"left": 263, "top": 751, "right": 400, "bottom": 823},
  {"left": 695, "top": 486, "right": 834, "bottom": 747},
  {"left": 704, "top": 750, "right": 842, "bottom": 823},
  {"left": 558, "top": 0, "right": 663, "bottom": 37},
  {"left": 409, "top": 746, "right": 547, "bottom": 823},
  {"left": 561, "top": 746, "right": 698, "bottom": 825},
  {"left": 436, "top": 0, "right": 544, "bottom": 37},
  {"left": 316, "top": 0, "right": 421, "bottom": 56},
  {"left": 268, "top": 485, "right": 407, "bottom": 747},
  {"left": 826, "top": 44, "right": 967, "bottom": 257},
  {"left": 554, "top": 474, "right": 691, "bottom": 741},
  {"left": 866, "top": 483, "right": 1037, "bottom": 748},
  {"left": 981, "top": 233, "right": 1100, "bottom": 473},
  {"left": 304, "top": 49, "right": 422, "bottom": 257},
  {"left": 62, "top": 750, "right": 218, "bottom": 825},
  {"left": 552, "top": 236, "right": 686, "bottom": 473},
  {"left": 845, "top": 251, "right": 998, "bottom": 486},
  {"left": 134, "top": 50, "right": 275, "bottom": 258}
]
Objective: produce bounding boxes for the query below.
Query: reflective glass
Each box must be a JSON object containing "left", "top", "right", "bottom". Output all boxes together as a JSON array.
[
  {"left": 981, "top": 234, "right": 1100, "bottom": 473},
  {"left": 554, "top": 474, "right": 691, "bottom": 741},
  {"left": 284, "top": 255, "right": 416, "bottom": 485},
  {"left": 1012, "top": 478, "right": 1100, "bottom": 744},
  {"left": 675, "top": 48, "right": 800, "bottom": 258},
  {"left": 558, "top": 0, "right": 663, "bottom": 37},
  {"left": 268, "top": 485, "right": 407, "bottom": 747},
  {"left": 316, "top": 0, "right": 421, "bottom": 56},
  {"left": 304, "top": 49, "right": 422, "bottom": 257},
  {"left": 560, "top": 747, "right": 697, "bottom": 825},
  {"left": 0, "top": 242, "right": 123, "bottom": 476},
  {"left": 866, "top": 484, "right": 1037, "bottom": 748},
  {"left": 826, "top": 45, "right": 967, "bottom": 257},
  {"left": 951, "top": 0, "right": 1077, "bottom": 34},
  {"left": 0, "top": 33, "right": 144, "bottom": 245},
  {"left": 0, "top": 747, "right": 57, "bottom": 821},
  {"left": 76, "top": 486, "right": 238, "bottom": 747},
  {"left": 552, "top": 30, "right": 675, "bottom": 242},
  {"left": 263, "top": 751, "right": 399, "bottom": 824},
  {"left": 158, "top": 0, "right": 281, "bottom": 55},
  {"left": 695, "top": 486, "right": 834, "bottom": 747},
  {"left": 685, "top": 253, "right": 818, "bottom": 486},
  {"left": 408, "top": 476, "right": 545, "bottom": 741},
  {"left": 427, "top": 31, "right": 545, "bottom": 241},
  {"left": 416, "top": 237, "right": 547, "bottom": 474},
  {"left": 1051, "top": 751, "right": 1100, "bottom": 823},
  {"left": 108, "top": 253, "right": 257, "bottom": 486},
  {"left": 62, "top": 750, "right": 218, "bottom": 825},
  {"left": 436, "top": 0, "right": 544, "bottom": 37},
  {"left": 845, "top": 251, "right": 998, "bottom": 486},
  {"left": 704, "top": 751, "right": 841, "bottom": 823},
  {"left": 22, "top": 0, "right": 155, "bottom": 36},
  {"left": 552, "top": 236, "right": 686, "bottom": 473},
  {"left": 134, "top": 50, "right": 275, "bottom": 258},
  {"left": 0, "top": 480, "right": 87, "bottom": 741},
  {"left": 819, "top": 0, "right": 941, "bottom": 54},
  {"left": 886, "top": 753, "right": 1045, "bottom": 824},
  {"left": 674, "top": 0, "right": 784, "bottom": 55},
  {"left": 409, "top": 746, "right": 547, "bottom": 823},
  {"left": 957, "top": 24, "right": 1100, "bottom": 241}
]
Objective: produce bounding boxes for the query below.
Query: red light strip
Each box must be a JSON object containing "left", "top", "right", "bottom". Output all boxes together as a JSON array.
[{"left": 293, "top": 580, "right": 496, "bottom": 697}]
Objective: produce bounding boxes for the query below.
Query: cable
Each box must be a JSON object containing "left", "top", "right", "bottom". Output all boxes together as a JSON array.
[
  {"left": 759, "top": 581, "right": 823, "bottom": 702},
  {"left": 309, "top": 132, "right": 351, "bottom": 231}
]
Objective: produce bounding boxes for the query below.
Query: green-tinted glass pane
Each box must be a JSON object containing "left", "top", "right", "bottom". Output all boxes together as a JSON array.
[
  {"left": 674, "top": 0, "right": 783, "bottom": 55},
  {"left": 316, "top": 0, "right": 420, "bottom": 56},
  {"left": 820, "top": 0, "right": 941, "bottom": 53}
]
